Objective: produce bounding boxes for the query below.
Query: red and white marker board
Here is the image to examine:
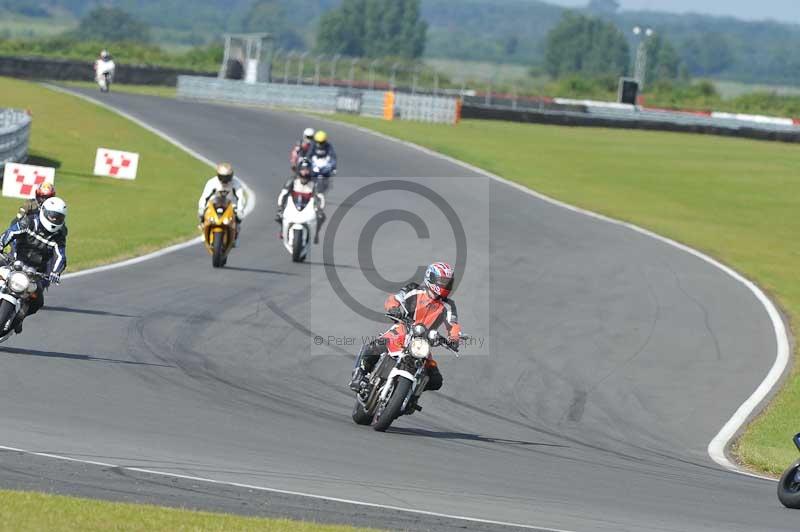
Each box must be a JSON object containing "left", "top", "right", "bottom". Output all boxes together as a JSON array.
[
  {"left": 93, "top": 148, "right": 139, "bottom": 180},
  {"left": 2, "top": 162, "right": 56, "bottom": 199}
]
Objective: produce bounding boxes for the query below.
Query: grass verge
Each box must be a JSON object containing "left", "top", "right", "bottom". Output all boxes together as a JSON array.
[
  {"left": 1, "top": 76, "right": 205, "bottom": 271},
  {"left": 0, "top": 489, "right": 380, "bottom": 532},
  {"left": 327, "top": 114, "right": 800, "bottom": 476}
]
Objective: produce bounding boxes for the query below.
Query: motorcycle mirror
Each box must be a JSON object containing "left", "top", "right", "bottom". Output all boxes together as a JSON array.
[
  {"left": 794, "top": 433, "right": 800, "bottom": 452},
  {"left": 12, "top": 260, "right": 23, "bottom": 271},
  {"left": 412, "top": 324, "right": 426, "bottom": 337},
  {"left": 427, "top": 329, "right": 440, "bottom": 343}
]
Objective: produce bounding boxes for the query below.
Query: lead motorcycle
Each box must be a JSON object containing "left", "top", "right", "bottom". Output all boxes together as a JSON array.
[
  {"left": 0, "top": 256, "right": 54, "bottom": 342},
  {"left": 777, "top": 433, "right": 800, "bottom": 508},
  {"left": 311, "top": 154, "right": 336, "bottom": 193},
  {"left": 352, "top": 313, "right": 464, "bottom": 432}
]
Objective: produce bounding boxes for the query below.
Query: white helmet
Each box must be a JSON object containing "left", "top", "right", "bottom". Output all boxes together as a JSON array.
[
  {"left": 39, "top": 197, "right": 66, "bottom": 233},
  {"left": 303, "top": 127, "right": 315, "bottom": 140},
  {"left": 100, "top": 49, "right": 109, "bottom": 60}
]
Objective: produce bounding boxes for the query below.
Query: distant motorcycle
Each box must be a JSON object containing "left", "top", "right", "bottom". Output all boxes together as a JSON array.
[
  {"left": 351, "top": 313, "right": 464, "bottom": 432},
  {"left": 311, "top": 154, "right": 336, "bottom": 193},
  {"left": 200, "top": 191, "right": 237, "bottom": 268},
  {"left": 0, "top": 256, "right": 53, "bottom": 343},
  {"left": 95, "top": 59, "right": 115, "bottom": 93},
  {"left": 280, "top": 189, "right": 318, "bottom": 263},
  {"left": 777, "top": 433, "right": 800, "bottom": 508}
]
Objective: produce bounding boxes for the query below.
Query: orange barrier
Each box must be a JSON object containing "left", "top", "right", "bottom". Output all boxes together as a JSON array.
[{"left": 383, "top": 91, "right": 395, "bottom": 121}]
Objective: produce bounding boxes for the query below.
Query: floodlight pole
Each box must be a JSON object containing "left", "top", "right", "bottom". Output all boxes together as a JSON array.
[{"left": 632, "top": 26, "right": 654, "bottom": 89}]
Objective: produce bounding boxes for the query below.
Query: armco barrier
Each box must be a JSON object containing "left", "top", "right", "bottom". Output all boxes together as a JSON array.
[
  {"left": 177, "top": 76, "right": 459, "bottom": 124},
  {"left": 0, "top": 109, "right": 31, "bottom": 171},
  {"left": 461, "top": 104, "right": 800, "bottom": 143}
]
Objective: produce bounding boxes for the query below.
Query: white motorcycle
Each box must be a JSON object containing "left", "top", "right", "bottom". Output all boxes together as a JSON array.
[
  {"left": 95, "top": 59, "right": 115, "bottom": 92},
  {"left": 281, "top": 193, "right": 318, "bottom": 262},
  {"left": 0, "top": 258, "right": 53, "bottom": 343}
]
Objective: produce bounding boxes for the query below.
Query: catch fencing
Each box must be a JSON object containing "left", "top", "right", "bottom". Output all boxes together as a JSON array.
[
  {"left": 0, "top": 109, "right": 31, "bottom": 171},
  {"left": 177, "top": 76, "right": 460, "bottom": 124}
]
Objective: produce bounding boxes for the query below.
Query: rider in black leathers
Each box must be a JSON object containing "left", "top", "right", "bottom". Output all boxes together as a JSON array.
[{"left": 0, "top": 197, "right": 67, "bottom": 332}]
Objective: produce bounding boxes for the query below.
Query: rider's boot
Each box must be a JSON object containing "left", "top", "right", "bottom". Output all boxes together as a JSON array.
[{"left": 12, "top": 314, "right": 24, "bottom": 334}]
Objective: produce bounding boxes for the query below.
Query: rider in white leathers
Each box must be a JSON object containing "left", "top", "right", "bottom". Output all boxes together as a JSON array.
[
  {"left": 198, "top": 163, "right": 246, "bottom": 245},
  {"left": 94, "top": 50, "right": 115, "bottom": 89}
]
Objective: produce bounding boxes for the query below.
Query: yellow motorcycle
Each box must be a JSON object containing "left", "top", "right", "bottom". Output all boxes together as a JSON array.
[{"left": 200, "top": 191, "right": 237, "bottom": 268}]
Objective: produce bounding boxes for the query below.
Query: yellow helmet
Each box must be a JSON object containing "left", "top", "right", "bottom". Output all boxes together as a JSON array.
[
  {"left": 314, "top": 131, "right": 328, "bottom": 144},
  {"left": 216, "top": 162, "right": 233, "bottom": 183}
]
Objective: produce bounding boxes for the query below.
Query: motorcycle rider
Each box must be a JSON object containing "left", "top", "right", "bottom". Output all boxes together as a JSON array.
[
  {"left": 349, "top": 262, "right": 462, "bottom": 394},
  {"left": 17, "top": 182, "right": 56, "bottom": 220},
  {"left": 198, "top": 163, "right": 246, "bottom": 246},
  {"left": 0, "top": 197, "right": 68, "bottom": 333},
  {"left": 275, "top": 158, "right": 326, "bottom": 243},
  {"left": 310, "top": 130, "right": 337, "bottom": 175},
  {"left": 290, "top": 128, "right": 315, "bottom": 170},
  {"left": 94, "top": 49, "right": 115, "bottom": 90}
]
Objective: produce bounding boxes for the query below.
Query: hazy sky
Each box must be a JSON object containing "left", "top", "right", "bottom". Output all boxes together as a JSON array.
[{"left": 547, "top": 0, "right": 800, "bottom": 24}]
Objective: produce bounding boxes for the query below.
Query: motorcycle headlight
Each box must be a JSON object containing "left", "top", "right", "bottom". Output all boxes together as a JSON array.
[
  {"left": 8, "top": 271, "right": 29, "bottom": 293},
  {"left": 410, "top": 337, "right": 430, "bottom": 359}
]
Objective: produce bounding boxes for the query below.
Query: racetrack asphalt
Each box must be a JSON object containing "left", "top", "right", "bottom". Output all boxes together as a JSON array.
[{"left": 0, "top": 88, "right": 796, "bottom": 531}]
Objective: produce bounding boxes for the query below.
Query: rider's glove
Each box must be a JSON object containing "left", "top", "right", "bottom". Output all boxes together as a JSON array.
[
  {"left": 274, "top": 212, "right": 283, "bottom": 223},
  {"left": 48, "top": 272, "right": 61, "bottom": 285},
  {"left": 447, "top": 336, "right": 460, "bottom": 351}
]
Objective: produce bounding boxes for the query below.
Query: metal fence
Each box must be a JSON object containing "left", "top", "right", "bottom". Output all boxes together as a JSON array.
[
  {"left": 0, "top": 109, "right": 31, "bottom": 171},
  {"left": 177, "top": 75, "right": 460, "bottom": 124}
]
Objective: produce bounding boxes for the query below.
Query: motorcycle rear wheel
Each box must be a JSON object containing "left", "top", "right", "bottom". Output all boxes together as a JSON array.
[
  {"left": 212, "top": 232, "right": 225, "bottom": 268},
  {"left": 372, "top": 378, "right": 411, "bottom": 432},
  {"left": 778, "top": 460, "right": 800, "bottom": 508}
]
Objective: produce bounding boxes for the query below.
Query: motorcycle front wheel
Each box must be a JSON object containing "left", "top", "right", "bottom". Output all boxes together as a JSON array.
[
  {"left": 372, "top": 378, "right": 411, "bottom": 432},
  {"left": 0, "top": 300, "right": 15, "bottom": 335},
  {"left": 778, "top": 460, "right": 800, "bottom": 508},
  {"left": 291, "top": 228, "right": 304, "bottom": 262},
  {"left": 352, "top": 400, "right": 372, "bottom": 425},
  {"left": 211, "top": 232, "right": 225, "bottom": 268}
]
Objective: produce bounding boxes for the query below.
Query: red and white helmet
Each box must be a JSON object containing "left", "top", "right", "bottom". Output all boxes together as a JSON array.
[
  {"left": 424, "top": 262, "right": 454, "bottom": 299},
  {"left": 35, "top": 182, "right": 56, "bottom": 205}
]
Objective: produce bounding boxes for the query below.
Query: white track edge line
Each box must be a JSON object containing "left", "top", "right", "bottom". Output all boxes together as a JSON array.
[
  {"left": 39, "top": 83, "right": 257, "bottom": 280},
  {"left": 0, "top": 446, "right": 572, "bottom": 532},
  {"left": 312, "top": 116, "right": 791, "bottom": 481},
  {"left": 3, "top": 91, "right": 779, "bottom": 523}
]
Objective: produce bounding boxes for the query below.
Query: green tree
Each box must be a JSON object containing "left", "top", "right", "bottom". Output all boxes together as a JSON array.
[
  {"left": 315, "top": 0, "right": 426, "bottom": 58},
  {"left": 74, "top": 7, "right": 151, "bottom": 43},
  {"left": 316, "top": 0, "right": 365, "bottom": 56},
  {"left": 544, "top": 12, "right": 629, "bottom": 78},
  {"left": 645, "top": 34, "right": 682, "bottom": 83},
  {"left": 679, "top": 33, "right": 733, "bottom": 76},
  {"left": 243, "top": 0, "right": 304, "bottom": 50}
]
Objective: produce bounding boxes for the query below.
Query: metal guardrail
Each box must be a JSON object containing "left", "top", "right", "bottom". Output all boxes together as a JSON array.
[
  {"left": 0, "top": 108, "right": 31, "bottom": 171},
  {"left": 177, "top": 76, "right": 459, "bottom": 123}
]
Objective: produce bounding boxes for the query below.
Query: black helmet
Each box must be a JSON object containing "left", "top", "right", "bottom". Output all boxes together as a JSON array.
[{"left": 297, "top": 158, "right": 312, "bottom": 182}]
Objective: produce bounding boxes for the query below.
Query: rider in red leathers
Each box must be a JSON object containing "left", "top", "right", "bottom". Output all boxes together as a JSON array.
[{"left": 349, "top": 262, "right": 461, "bottom": 393}]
